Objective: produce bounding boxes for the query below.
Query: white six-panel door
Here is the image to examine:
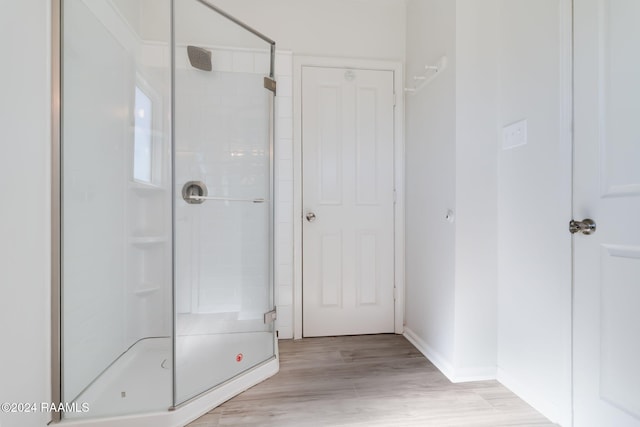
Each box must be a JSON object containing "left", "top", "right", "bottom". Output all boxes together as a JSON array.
[
  {"left": 573, "top": 0, "right": 640, "bottom": 425},
  {"left": 302, "top": 66, "right": 395, "bottom": 337}
]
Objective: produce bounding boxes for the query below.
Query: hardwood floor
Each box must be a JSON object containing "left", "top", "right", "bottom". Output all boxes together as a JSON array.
[{"left": 188, "top": 335, "right": 557, "bottom": 427}]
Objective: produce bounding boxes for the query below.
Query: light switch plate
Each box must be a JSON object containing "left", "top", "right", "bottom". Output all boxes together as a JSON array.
[{"left": 502, "top": 119, "right": 527, "bottom": 149}]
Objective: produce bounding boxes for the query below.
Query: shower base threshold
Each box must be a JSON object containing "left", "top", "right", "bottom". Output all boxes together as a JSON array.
[
  {"left": 67, "top": 337, "right": 172, "bottom": 420},
  {"left": 61, "top": 333, "right": 278, "bottom": 426}
]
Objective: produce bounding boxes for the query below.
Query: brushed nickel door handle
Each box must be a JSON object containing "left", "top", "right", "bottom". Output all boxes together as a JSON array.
[{"left": 569, "top": 218, "right": 596, "bottom": 235}]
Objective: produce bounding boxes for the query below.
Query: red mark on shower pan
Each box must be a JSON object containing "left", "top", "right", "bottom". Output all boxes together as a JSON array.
[{"left": 236, "top": 353, "right": 243, "bottom": 362}]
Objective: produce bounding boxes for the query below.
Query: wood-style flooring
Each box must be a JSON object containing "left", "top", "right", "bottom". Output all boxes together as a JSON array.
[{"left": 188, "top": 334, "right": 557, "bottom": 426}]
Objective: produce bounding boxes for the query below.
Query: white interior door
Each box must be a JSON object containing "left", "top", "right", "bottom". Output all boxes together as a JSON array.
[
  {"left": 573, "top": 1, "right": 640, "bottom": 425},
  {"left": 302, "top": 66, "right": 395, "bottom": 337}
]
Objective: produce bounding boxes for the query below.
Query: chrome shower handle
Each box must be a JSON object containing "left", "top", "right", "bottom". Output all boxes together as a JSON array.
[
  {"left": 182, "top": 180, "right": 267, "bottom": 204},
  {"left": 188, "top": 195, "right": 266, "bottom": 203}
]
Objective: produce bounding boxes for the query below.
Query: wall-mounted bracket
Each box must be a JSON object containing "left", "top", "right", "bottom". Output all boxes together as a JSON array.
[
  {"left": 264, "top": 309, "right": 277, "bottom": 324},
  {"left": 404, "top": 56, "right": 448, "bottom": 94},
  {"left": 264, "top": 77, "right": 277, "bottom": 95}
]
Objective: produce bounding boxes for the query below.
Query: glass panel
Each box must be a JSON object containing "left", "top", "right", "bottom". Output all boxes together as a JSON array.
[
  {"left": 61, "top": 0, "right": 172, "bottom": 419},
  {"left": 173, "top": 0, "right": 275, "bottom": 405}
]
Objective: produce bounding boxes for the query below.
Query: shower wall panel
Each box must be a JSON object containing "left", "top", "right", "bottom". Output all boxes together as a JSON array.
[
  {"left": 63, "top": 0, "right": 130, "bottom": 401},
  {"left": 174, "top": 45, "right": 270, "bottom": 318}
]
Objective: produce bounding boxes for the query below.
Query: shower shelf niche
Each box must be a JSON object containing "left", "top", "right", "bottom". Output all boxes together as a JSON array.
[
  {"left": 130, "top": 236, "right": 168, "bottom": 246},
  {"left": 133, "top": 286, "right": 161, "bottom": 297},
  {"left": 125, "top": 143, "right": 171, "bottom": 352}
]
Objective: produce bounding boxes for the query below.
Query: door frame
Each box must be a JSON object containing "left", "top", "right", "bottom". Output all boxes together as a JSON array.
[{"left": 292, "top": 56, "right": 405, "bottom": 339}]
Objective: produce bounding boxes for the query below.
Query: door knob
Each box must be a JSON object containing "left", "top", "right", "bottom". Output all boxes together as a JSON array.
[
  {"left": 306, "top": 212, "right": 316, "bottom": 223},
  {"left": 569, "top": 218, "right": 596, "bottom": 235}
]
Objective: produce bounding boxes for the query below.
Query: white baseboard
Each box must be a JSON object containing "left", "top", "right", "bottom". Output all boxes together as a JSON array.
[
  {"left": 497, "top": 367, "right": 568, "bottom": 426},
  {"left": 452, "top": 365, "right": 497, "bottom": 383},
  {"left": 403, "top": 328, "right": 496, "bottom": 383},
  {"left": 277, "top": 326, "right": 293, "bottom": 339},
  {"left": 403, "top": 328, "right": 456, "bottom": 381}
]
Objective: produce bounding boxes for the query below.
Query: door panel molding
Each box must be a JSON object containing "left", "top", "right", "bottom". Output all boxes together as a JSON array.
[{"left": 573, "top": 0, "right": 640, "bottom": 425}]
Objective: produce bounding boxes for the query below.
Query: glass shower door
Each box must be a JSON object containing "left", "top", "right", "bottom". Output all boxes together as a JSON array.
[
  {"left": 173, "top": 0, "right": 276, "bottom": 405},
  {"left": 60, "top": 0, "right": 173, "bottom": 419}
]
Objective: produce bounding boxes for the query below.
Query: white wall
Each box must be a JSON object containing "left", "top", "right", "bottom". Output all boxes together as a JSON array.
[
  {"left": 138, "top": 0, "right": 406, "bottom": 60},
  {"left": 496, "top": 1, "right": 572, "bottom": 424},
  {"left": 405, "top": 5, "right": 571, "bottom": 425},
  {"left": 404, "top": 0, "right": 457, "bottom": 370},
  {"left": 209, "top": 0, "right": 406, "bottom": 60},
  {"left": 0, "top": 2, "right": 52, "bottom": 427},
  {"left": 454, "top": 0, "right": 499, "bottom": 376},
  {"left": 404, "top": 0, "right": 499, "bottom": 381}
]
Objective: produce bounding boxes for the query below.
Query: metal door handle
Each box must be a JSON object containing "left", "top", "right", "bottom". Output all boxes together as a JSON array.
[
  {"left": 569, "top": 218, "right": 596, "bottom": 235},
  {"left": 306, "top": 212, "right": 316, "bottom": 222}
]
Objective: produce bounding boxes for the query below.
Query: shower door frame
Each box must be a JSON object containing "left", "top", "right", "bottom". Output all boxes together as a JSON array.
[
  {"left": 51, "top": 0, "right": 62, "bottom": 423},
  {"left": 50, "top": 0, "right": 279, "bottom": 424}
]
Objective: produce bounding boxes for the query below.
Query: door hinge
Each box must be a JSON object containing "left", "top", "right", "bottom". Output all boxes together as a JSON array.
[
  {"left": 393, "top": 93, "right": 397, "bottom": 107},
  {"left": 393, "top": 189, "right": 397, "bottom": 204},
  {"left": 393, "top": 287, "right": 397, "bottom": 301},
  {"left": 264, "top": 76, "right": 277, "bottom": 95},
  {"left": 264, "top": 309, "right": 277, "bottom": 324}
]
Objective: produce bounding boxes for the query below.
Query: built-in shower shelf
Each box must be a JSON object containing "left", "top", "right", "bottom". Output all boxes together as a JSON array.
[
  {"left": 130, "top": 236, "right": 167, "bottom": 246},
  {"left": 129, "top": 181, "right": 166, "bottom": 195},
  {"left": 133, "top": 286, "right": 161, "bottom": 297}
]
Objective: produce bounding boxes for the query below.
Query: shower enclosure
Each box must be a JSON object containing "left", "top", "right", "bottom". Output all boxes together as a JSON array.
[{"left": 53, "top": 0, "right": 278, "bottom": 423}]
